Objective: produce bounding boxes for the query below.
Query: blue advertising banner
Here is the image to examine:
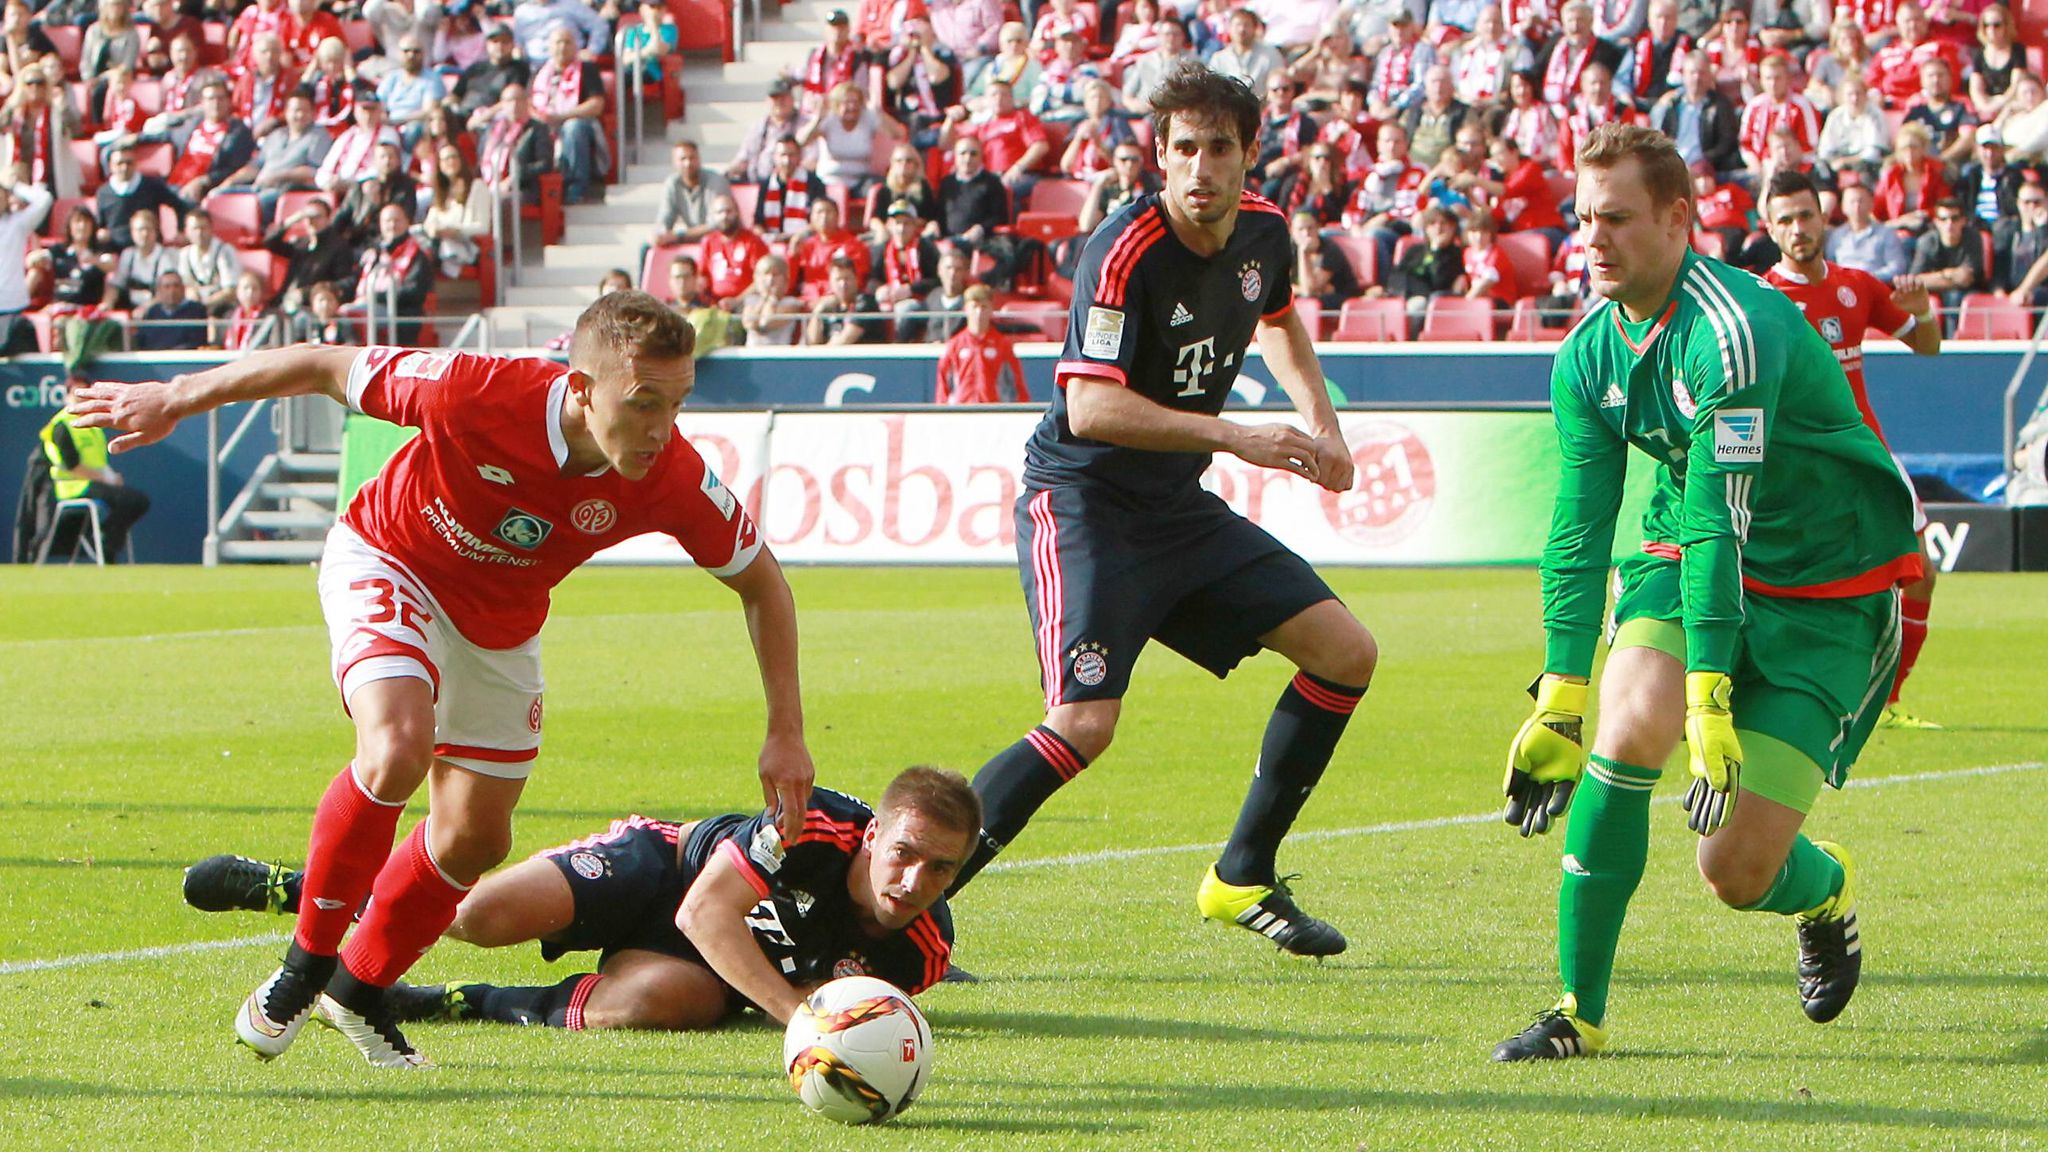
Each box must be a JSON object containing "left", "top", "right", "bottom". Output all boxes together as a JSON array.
[{"left": 3, "top": 343, "right": 2033, "bottom": 563}]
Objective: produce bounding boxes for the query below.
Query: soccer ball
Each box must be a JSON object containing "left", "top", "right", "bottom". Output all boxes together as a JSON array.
[{"left": 781, "top": 976, "right": 932, "bottom": 1124}]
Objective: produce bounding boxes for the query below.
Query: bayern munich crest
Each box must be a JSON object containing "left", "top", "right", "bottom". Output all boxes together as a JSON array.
[
  {"left": 569, "top": 851, "right": 607, "bottom": 880},
  {"left": 833, "top": 957, "right": 867, "bottom": 979},
  {"left": 1239, "top": 261, "right": 1262, "bottom": 302},
  {"left": 1070, "top": 641, "right": 1109, "bottom": 686},
  {"left": 570, "top": 498, "right": 617, "bottom": 534}
]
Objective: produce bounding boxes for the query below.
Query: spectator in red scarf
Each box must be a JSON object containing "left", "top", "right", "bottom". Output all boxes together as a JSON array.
[
  {"left": 167, "top": 80, "right": 257, "bottom": 202},
  {"left": 529, "top": 25, "right": 608, "bottom": 204},
  {"left": 869, "top": 198, "right": 942, "bottom": 323},
  {"left": 755, "top": 134, "right": 827, "bottom": 238}
]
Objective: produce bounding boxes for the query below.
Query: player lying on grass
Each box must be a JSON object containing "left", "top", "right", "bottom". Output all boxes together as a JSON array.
[
  {"left": 1496, "top": 124, "right": 1922, "bottom": 1061},
  {"left": 69, "top": 292, "right": 814, "bottom": 1067},
  {"left": 183, "top": 768, "right": 976, "bottom": 1031}
]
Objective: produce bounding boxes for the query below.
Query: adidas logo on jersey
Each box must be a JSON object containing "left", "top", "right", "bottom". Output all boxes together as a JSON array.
[
  {"left": 1599, "top": 383, "right": 1626, "bottom": 409},
  {"left": 1170, "top": 303, "right": 1194, "bottom": 327}
]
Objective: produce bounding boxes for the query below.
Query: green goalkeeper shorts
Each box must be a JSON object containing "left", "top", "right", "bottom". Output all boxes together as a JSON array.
[{"left": 1606, "top": 551, "right": 1903, "bottom": 808}]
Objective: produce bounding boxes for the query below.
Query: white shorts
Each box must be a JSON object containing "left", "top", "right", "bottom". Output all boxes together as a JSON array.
[{"left": 318, "top": 524, "right": 544, "bottom": 780}]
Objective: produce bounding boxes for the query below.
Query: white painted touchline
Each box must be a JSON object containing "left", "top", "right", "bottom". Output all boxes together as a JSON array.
[{"left": 2, "top": 761, "right": 2038, "bottom": 974}]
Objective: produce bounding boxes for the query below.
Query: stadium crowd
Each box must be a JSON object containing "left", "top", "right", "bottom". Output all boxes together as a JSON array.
[
  {"left": 2, "top": 0, "right": 2043, "bottom": 360},
  {"left": 0, "top": 0, "right": 658, "bottom": 354},
  {"left": 662, "top": 0, "right": 2048, "bottom": 347}
]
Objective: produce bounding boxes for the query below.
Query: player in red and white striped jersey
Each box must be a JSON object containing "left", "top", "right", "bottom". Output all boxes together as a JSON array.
[
  {"left": 70, "top": 292, "right": 816, "bottom": 1067},
  {"left": 1762, "top": 170, "right": 1946, "bottom": 729}
]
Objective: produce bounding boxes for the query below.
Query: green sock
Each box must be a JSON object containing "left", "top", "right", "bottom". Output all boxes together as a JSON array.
[
  {"left": 1739, "top": 834, "right": 1844, "bottom": 916},
  {"left": 1557, "top": 755, "right": 1660, "bottom": 1027}
]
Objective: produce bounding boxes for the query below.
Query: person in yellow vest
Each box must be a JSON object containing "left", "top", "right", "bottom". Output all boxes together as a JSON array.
[{"left": 41, "top": 374, "right": 150, "bottom": 558}]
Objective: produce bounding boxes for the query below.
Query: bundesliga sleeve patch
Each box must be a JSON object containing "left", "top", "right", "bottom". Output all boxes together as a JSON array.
[
  {"left": 1082, "top": 307, "right": 1125, "bottom": 359},
  {"left": 1712, "top": 409, "right": 1765, "bottom": 463}
]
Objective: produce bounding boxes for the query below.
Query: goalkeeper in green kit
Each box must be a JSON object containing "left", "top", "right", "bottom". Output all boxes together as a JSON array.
[{"left": 1493, "top": 124, "right": 1926, "bottom": 1062}]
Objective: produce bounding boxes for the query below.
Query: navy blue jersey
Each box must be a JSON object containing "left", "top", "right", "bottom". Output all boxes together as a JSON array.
[
  {"left": 689, "top": 788, "right": 953, "bottom": 996},
  {"left": 1026, "top": 190, "right": 1295, "bottom": 500}
]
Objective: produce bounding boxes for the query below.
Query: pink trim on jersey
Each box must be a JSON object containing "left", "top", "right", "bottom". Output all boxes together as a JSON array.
[
  {"left": 1027, "top": 490, "right": 1066, "bottom": 707},
  {"left": 1054, "top": 360, "right": 1126, "bottom": 390},
  {"left": 540, "top": 815, "right": 666, "bottom": 859},
  {"left": 717, "top": 837, "right": 773, "bottom": 898},
  {"left": 433, "top": 742, "right": 539, "bottom": 763}
]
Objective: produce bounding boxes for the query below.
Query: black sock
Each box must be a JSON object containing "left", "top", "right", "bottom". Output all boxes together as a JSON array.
[
  {"left": 282, "top": 940, "right": 336, "bottom": 985},
  {"left": 947, "top": 726, "right": 1089, "bottom": 896},
  {"left": 1215, "top": 672, "right": 1365, "bottom": 888},
  {"left": 465, "top": 973, "right": 604, "bottom": 1029}
]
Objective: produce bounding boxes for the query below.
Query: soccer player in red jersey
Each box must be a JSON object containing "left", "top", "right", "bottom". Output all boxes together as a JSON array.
[
  {"left": 1762, "top": 169, "right": 1946, "bottom": 728},
  {"left": 68, "top": 292, "right": 816, "bottom": 1066}
]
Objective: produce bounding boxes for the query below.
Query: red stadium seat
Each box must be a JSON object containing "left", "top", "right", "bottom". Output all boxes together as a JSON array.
[
  {"left": 1028, "top": 178, "right": 1089, "bottom": 216},
  {"left": 1954, "top": 293, "right": 2032, "bottom": 340},
  {"left": 133, "top": 141, "right": 173, "bottom": 178},
  {"left": 1327, "top": 234, "right": 1375, "bottom": 286},
  {"left": 728, "top": 182, "right": 759, "bottom": 225},
  {"left": 340, "top": 20, "right": 375, "bottom": 55},
  {"left": 236, "top": 246, "right": 287, "bottom": 293},
  {"left": 276, "top": 189, "right": 330, "bottom": 224},
  {"left": 42, "top": 196, "right": 93, "bottom": 239},
  {"left": 200, "top": 19, "right": 228, "bottom": 66},
  {"left": 1507, "top": 296, "right": 1578, "bottom": 341},
  {"left": 1014, "top": 210, "right": 1079, "bottom": 242},
  {"left": 129, "top": 76, "right": 161, "bottom": 115},
  {"left": 207, "top": 190, "right": 263, "bottom": 246},
  {"left": 998, "top": 301, "right": 1068, "bottom": 342},
  {"left": 1390, "top": 233, "right": 1423, "bottom": 268},
  {"left": 44, "top": 25, "right": 82, "bottom": 80},
  {"left": 67, "top": 139, "right": 101, "bottom": 193},
  {"left": 1292, "top": 296, "right": 1323, "bottom": 339},
  {"left": 1418, "top": 296, "right": 1498, "bottom": 341},
  {"left": 1332, "top": 297, "right": 1408, "bottom": 341},
  {"left": 1496, "top": 232, "right": 1553, "bottom": 296},
  {"left": 640, "top": 242, "right": 698, "bottom": 299}
]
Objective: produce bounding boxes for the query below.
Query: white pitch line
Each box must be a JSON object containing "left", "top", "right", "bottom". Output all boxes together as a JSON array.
[
  {"left": 3, "top": 761, "right": 2039, "bottom": 974},
  {"left": 986, "top": 759, "right": 2046, "bottom": 872},
  {"left": 0, "top": 931, "right": 288, "bottom": 976}
]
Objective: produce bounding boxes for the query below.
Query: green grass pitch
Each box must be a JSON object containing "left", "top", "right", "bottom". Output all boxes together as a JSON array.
[{"left": 2, "top": 566, "right": 2044, "bottom": 1150}]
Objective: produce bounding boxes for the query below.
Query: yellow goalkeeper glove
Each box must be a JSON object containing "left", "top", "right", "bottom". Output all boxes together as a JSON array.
[
  {"left": 1503, "top": 674, "right": 1588, "bottom": 837},
  {"left": 1681, "top": 671, "right": 1742, "bottom": 836}
]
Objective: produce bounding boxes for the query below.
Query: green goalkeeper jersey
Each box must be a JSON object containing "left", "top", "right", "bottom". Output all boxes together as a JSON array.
[{"left": 1540, "top": 251, "right": 1924, "bottom": 678}]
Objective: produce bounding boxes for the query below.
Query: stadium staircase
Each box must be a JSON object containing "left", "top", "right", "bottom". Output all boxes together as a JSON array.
[{"left": 487, "top": 0, "right": 829, "bottom": 347}]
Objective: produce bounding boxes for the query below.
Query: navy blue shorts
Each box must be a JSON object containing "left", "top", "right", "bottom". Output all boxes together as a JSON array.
[
  {"left": 537, "top": 815, "right": 746, "bottom": 967},
  {"left": 1014, "top": 484, "right": 1336, "bottom": 705}
]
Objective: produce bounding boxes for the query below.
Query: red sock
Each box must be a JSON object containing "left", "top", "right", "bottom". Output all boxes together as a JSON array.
[
  {"left": 339, "top": 820, "right": 471, "bottom": 988},
  {"left": 294, "top": 764, "right": 406, "bottom": 956},
  {"left": 1892, "top": 595, "right": 1932, "bottom": 704}
]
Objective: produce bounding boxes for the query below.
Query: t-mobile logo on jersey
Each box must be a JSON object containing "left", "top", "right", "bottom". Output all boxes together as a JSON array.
[{"left": 1174, "top": 337, "right": 1215, "bottom": 398}]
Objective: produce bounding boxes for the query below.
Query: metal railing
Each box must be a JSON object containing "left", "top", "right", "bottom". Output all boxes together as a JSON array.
[
  {"left": 2002, "top": 308, "right": 2048, "bottom": 501},
  {"left": 613, "top": 27, "right": 651, "bottom": 169}
]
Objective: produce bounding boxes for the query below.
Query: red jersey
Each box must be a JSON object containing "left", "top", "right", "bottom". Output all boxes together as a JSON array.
[
  {"left": 702, "top": 227, "right": 771, "bottom": 300},
  {"left": 341, "top": 348, "right": 762, "bottom": 648},
  {"left": 936, "top": 325, "right": 1027, "bottom": 404},
  {"left": 1737, "top": 93, "right": 1820, "bottom": 163},
  {"left": 1462, "top": 244, "right": 1519, "bottom": 303},
  {"left": 1765, "top": 262, "right": 1917, "bottom": 436},
  {"left": 963, "top": 111, "right": 1050, "bottom": 176}
]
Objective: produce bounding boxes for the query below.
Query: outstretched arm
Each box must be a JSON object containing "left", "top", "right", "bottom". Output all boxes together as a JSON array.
[
  {"left": 674, "top": 849, "right": 806, "bottom": 1023},
  {"left": 65, "top": 346, "right": 361, "bottom": 453},
  {"left": 717, "top": 548, "right": 813, "bottom": 844}
]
